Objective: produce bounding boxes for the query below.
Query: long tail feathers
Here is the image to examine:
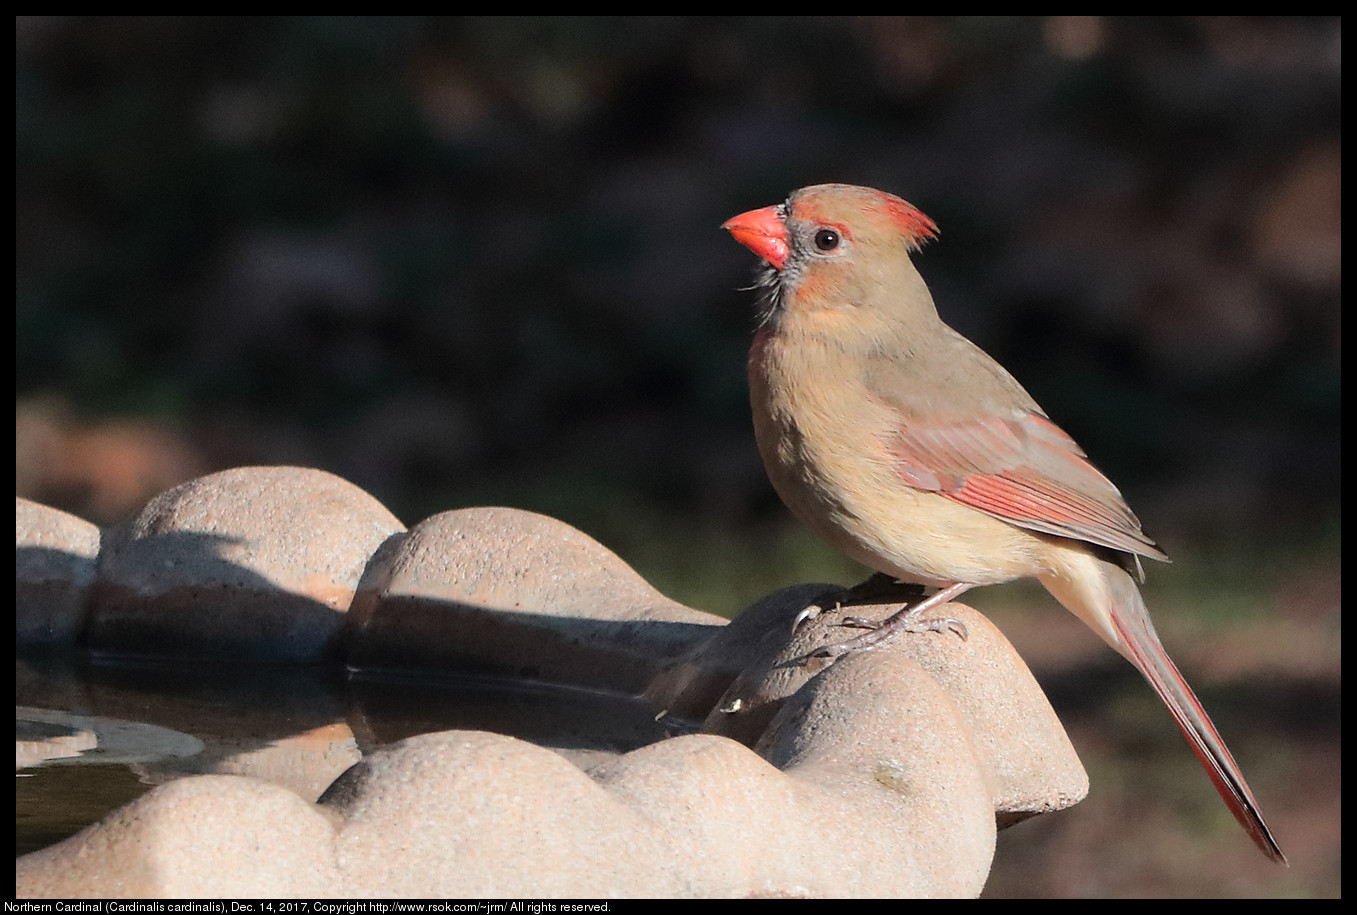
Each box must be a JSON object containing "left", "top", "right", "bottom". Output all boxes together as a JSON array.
[{"left": 1103, "top": 567, "right": 1288, "bottom": 864}]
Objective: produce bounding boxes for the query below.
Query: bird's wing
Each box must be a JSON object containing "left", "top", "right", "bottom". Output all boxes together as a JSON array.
[{"left": 886, "top": 409, "right": 1167, "bottom": 564}]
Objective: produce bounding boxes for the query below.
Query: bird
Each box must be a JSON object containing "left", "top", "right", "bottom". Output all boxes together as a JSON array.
[{"left": 722, "top": 182, "right": 1286, "bottom": 864}]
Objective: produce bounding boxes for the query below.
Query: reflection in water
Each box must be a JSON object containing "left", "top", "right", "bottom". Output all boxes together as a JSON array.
[{"left": 15, "top": 653, "right": 679, "bottom": 857}]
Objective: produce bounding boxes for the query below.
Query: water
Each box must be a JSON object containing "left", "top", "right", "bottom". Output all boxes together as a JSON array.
[{"left": 16, "top": 653, "right": 678, "bottom": 857}]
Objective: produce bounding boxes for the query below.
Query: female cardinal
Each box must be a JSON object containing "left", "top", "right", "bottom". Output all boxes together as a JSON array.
[{"left": 723, "top": 183, "right": 1285, "bottom": 863}]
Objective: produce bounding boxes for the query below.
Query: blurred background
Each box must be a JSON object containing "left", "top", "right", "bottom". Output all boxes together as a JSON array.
[{"left": 16, "top": 17, "right": 1339, "bottom": 896}]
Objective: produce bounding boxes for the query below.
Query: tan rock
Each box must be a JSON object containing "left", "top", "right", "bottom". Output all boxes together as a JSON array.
[
  {"left": 85, "top": 466, "right": 404, "bottom": 661},
  {"left": 346, "top": 506, "right": 725, "bottom": 692},
  {"left": 16, "top": 497, "right": 101, "bottom": 647},
  {"left": 15, "top": 775, "right": 342, "bottom": 898}
]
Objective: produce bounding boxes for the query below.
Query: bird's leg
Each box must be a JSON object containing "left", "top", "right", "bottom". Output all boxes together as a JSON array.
[
  {"left": 791, "top": 573, "right": 926, "bottom": 632},
  {"left": 805, "top": 581, "right": 973, "bottom": 661},
  {"left": 836, "top": 573, "right": 930, "bottom": 629}
]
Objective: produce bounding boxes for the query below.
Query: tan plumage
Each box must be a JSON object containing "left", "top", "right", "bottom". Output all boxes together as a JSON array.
[{"left": 725, "top": 183, "right": 1286, "bottom": 863}]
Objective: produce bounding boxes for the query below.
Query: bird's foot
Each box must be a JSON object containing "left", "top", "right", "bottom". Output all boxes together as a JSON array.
[
  {"left": 790, "top": 573, "right": 926, "bottom": 634},
  {"left": 798, "top": 581, "right": 973, "bottom": 663}
]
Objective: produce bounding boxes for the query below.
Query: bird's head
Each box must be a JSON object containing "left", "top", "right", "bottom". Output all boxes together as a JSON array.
[{"left": 723, "top": 183, "right": 941, "bottom": 338}]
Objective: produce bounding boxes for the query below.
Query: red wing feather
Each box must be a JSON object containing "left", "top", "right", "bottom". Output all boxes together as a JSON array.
[{"left": 888, "top": 411, "right": 1166, "bottom": 561}]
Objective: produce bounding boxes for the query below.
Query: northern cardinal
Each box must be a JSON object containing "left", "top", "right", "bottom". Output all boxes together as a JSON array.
[{"left": 723, "top": 183, "right": 1286, "bottom": 864}]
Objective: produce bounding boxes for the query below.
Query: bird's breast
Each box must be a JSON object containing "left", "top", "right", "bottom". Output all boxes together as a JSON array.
[{"left": 747, "top": 329, "right": 1046, "bottom": 586}]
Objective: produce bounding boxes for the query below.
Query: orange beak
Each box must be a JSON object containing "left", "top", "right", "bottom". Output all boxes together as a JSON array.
[{"left": 722, "top": 205, "right": 790, "bottom": 271}]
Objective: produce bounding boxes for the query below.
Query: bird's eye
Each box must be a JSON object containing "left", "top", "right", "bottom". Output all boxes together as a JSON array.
[{"left": 813, "top": 228, "right": 841, "bottom": 252}]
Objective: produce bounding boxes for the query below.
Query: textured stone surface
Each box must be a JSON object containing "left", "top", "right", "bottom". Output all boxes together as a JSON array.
[
  {"left": 644, "top": 582, "right": 838, "bottom": 720},
  {"left": 15, "top": 623, "right": 1078, "bottom": 897},
  {"left": 14, "top": 775, "right": 343, "bottom": 897},
  {"left": 14, "top": 467, "right": 1089, "bottom": 897},
  {"left": 690, "top": 599, "right": 1089, "bottom": 822},
  {"left": 346, "top": 506, "right": 726, "bottom": 692},
  {"left": 85, "top": 466, "right": 405, "bottom": 661},
  {"left": 16, "top": 497, "right": 101, "bottom": 647}
]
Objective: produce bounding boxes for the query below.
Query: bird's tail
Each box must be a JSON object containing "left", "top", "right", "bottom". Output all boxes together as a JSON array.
[{"left": 1043, "top": 556, "right": 1287, "bottom": 864}]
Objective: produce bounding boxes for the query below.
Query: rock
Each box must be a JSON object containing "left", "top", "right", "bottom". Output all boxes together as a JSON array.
[
  {"left": 16, "top": 497, "right": 101, "bottom": 648},
  {"left": 14, "top": 469, "right": 1089, "bottom": 897},
  {"left": 85, "top": 466, "right": 404, "bottom": 662},
  {"left": 346, "top": 506, "right": 725, "bottom": 692},
  {"left": 15, "top": 775, "right": 343, "bottom": 898}
]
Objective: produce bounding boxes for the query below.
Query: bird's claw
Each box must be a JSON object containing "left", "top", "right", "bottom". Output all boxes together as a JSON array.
[
  {"left": 792, "top": 603, "right": 824, "bottom": 632},
  {"left": 936, "top": 617, "right": 968, "bottom": 640},
  {"left": 791, "top": 594, "right": 851, "bottom": 634}
]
